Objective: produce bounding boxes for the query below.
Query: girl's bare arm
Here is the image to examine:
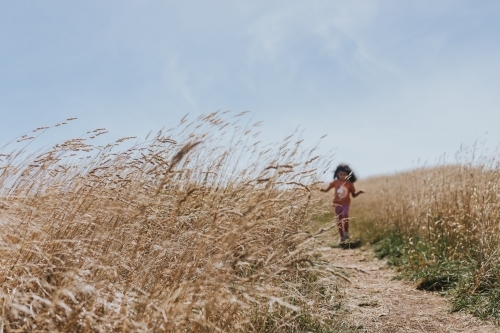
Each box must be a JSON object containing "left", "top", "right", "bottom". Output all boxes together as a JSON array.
[
  {"left": 352, "top": 190, "right": 365, "bottom": 197},
  {"left": 320, "top": 183, "right": 334, "bottom": 192}
]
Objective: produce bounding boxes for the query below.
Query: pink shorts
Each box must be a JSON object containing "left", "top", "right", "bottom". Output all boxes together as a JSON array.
[{"left": 334, "top": 204, "right": 350, "bottom": 219}]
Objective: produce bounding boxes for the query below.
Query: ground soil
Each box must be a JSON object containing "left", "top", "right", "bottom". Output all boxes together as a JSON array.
[{"left": 317, "top": 245, "right": 498, "bottom": 333}]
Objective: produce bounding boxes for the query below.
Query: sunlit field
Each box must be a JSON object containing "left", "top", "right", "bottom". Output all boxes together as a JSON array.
[
  {"left": 353, "top": 149, "right": 500, "bottom": 323},
  {"left": 0, "top": 113, "right": 361, "bottom": 332}
]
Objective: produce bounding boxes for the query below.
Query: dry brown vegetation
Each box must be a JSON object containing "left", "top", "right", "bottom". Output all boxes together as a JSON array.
[
  {"left": 353, "top": 150, "right": 500, "bottom": 323},
  {"left": 0, "top": 113, "right": 354, "bottom": 332}
]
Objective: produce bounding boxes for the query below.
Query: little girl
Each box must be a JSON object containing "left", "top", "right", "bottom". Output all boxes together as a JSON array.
[{"left": 320, "top": 164, "right": 365, "bottom": 242}]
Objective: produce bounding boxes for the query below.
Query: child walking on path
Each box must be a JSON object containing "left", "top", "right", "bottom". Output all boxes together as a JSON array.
[{"left": 320, "top": 164, "right": 364, "bottom": 243}]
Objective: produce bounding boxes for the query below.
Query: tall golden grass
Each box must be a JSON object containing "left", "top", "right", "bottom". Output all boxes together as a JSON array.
[
  {"left": 354, "top": 148, "right": 500, "bottom": 321},
  {"left": 0, "top": 113, "right": 350, "bottom": 332}
]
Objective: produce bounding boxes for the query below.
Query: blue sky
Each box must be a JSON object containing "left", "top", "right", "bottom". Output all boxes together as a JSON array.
[{"left": 1, "top": 1, "right": 500, "bottom": 177}]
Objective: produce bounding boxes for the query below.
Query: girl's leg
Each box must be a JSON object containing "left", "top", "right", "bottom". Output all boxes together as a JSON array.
[
  {"left": 334, "top": 205, "right": 344, "bottom": 238},
  {"left": 341, "top": 204, "right": 350, "bottom": 233}
]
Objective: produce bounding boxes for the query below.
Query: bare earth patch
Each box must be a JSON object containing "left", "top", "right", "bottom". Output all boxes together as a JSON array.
[{"left": 319, "top": 246, "right": 497, "bottom": 333}]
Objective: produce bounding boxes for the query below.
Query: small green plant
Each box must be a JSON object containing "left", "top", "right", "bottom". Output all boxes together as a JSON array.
[{"left": 373, "top": 232, "right": 407, "bottom": 266}]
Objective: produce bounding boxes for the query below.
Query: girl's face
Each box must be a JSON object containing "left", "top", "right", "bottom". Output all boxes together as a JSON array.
[{"left": 337, "top": 171, "right": 348, "bottom": 181}]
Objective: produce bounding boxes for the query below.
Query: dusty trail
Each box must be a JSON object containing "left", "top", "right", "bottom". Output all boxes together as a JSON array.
[{"left": 318, "top": 246, "right": 497, "bottom": 333}]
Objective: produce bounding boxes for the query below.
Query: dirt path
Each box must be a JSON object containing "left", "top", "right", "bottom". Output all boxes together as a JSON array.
[{"left": 318, "top": 246, "right": 497, "bottom": 333}]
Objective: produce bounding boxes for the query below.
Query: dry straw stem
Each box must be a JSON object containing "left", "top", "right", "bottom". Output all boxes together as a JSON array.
[{"left": 0, "top": 112, "right": 344, "bottom": 332}]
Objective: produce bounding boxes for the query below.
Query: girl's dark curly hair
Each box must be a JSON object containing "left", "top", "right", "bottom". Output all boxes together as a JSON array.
[{"left": 333, "top": 163, "right": 357, "bottom": 183}]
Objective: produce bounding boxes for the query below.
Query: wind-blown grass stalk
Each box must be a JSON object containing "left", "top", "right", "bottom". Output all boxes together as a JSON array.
[{"left": 0, "top": 112, "right": 347, "bottom": 332}]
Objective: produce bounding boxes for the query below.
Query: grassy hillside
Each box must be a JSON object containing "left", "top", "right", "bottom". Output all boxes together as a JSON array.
[
  {"left": 353, "top": 161, "right": 500, "bottom": 323},
  {"left": 0, "top": 113, "right": 355, "bottom": 332}
]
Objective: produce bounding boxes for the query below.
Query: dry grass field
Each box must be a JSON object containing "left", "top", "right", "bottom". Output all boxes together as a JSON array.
[
  {"left": 4, "top": 112, "right": 498, "bottom": 331},
  {"left": 0, "top": 113, "right": 360, "bottom": 332},
  {"left": 352, "top": 152, "right": 500, "bottom": 324}
]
